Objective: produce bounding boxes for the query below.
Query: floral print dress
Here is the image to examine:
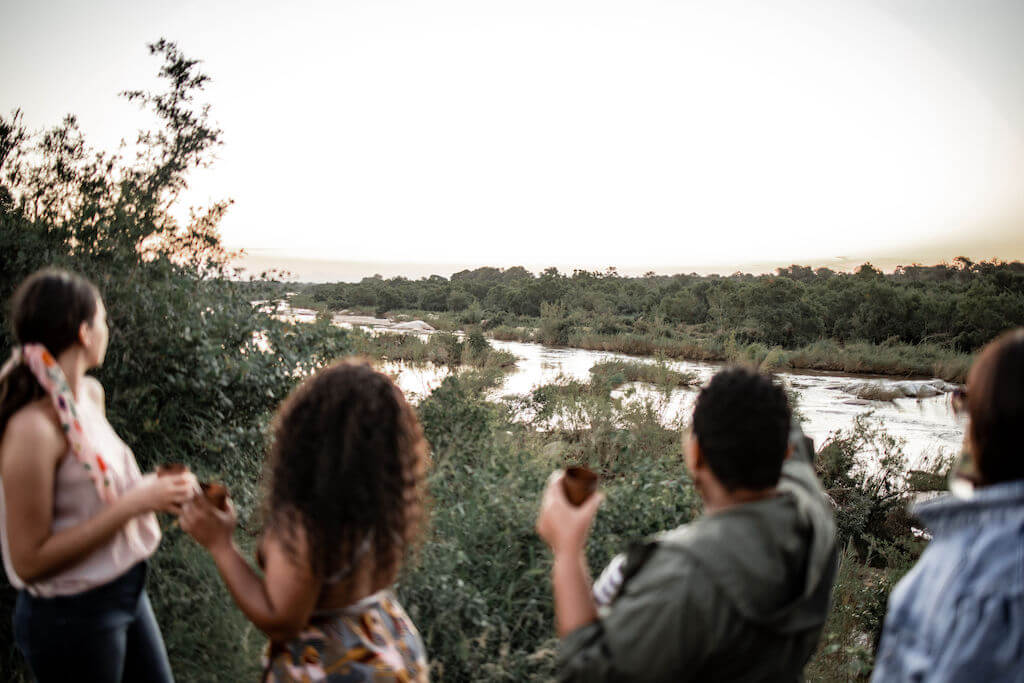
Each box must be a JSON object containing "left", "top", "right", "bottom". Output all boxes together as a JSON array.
[{"left": 263, "top": 590, "right": 428, "bottom": 683}]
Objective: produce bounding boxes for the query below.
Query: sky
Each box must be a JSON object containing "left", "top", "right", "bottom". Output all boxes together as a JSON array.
[{"left": 2, "top": 0, "right": 1023, "bottom": 280}]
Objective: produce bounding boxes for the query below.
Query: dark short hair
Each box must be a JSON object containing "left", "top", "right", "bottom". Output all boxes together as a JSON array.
[
  {"left": 968, "top": 328, "right": 1024, "bottom": 485},
  {"left": 692, "top": 366, "right": 791, "bottom": 491}
]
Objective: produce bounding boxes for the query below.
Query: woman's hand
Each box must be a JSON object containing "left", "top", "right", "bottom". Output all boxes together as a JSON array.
[
  {"left": 180, "top": 492, "right": 237, "bottom": 552},
  {"left": 122, "top": 472, "right": 197, "bottom": 516},
  {"left": 536, "top": 470, "right": 604, "bottom": 559}
]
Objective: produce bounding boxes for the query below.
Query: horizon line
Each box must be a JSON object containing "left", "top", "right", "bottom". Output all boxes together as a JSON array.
[{"left": 231, "top": 249, "right": 1023, "bottom": 283}]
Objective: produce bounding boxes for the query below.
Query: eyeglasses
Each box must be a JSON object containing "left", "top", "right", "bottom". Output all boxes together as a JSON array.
[{"left": 951, "top": 387, "right": 968, "bottom": 416}]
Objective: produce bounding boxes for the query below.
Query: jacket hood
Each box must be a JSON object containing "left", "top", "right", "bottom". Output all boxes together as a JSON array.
[{"left": 658, "top": 454, "right": 838, "bottom": 634}]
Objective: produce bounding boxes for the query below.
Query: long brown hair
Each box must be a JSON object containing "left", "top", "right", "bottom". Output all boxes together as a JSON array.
[
  {"left": 264, "top": 358, "right": 429, "bottom": 582},
  {"left": 967, "top": 328, "right": 1024, "bottom": 485},
  {"left": 0, "top": 269, "right": 100, "bottom": 436}
]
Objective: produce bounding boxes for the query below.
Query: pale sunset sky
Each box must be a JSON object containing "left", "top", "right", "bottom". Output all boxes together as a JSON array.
[{"left": 2, "top": 0, "right": 1023, "bottom": 280}]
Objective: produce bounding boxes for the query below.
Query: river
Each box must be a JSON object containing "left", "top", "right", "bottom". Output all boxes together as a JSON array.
[{"left": 281, "top": 306, "right": 965, "bottom": 468}]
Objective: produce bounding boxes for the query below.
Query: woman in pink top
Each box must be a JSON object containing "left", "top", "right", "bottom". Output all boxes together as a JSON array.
[{"left": 0, "top": 269, "right": 195, "bottom": 682}]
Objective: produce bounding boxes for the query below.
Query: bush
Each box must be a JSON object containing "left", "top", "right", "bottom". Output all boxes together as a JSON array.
[
  {"left": 816, "top": 414, "right": 948, "bottom": 568},
  {"left": 588, "top": 359, "right": 697, "bottom": 392},
  {"left": 538, "top": 302, "right": 575, "bottom": 346}
]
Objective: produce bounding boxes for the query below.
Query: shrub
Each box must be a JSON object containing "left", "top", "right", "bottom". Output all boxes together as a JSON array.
[
  {"left": 537, "top": 302, "right": 571, "bottom": 346},
  {"left": 816, "top": 414, "right": 948, "bottom": 568}
]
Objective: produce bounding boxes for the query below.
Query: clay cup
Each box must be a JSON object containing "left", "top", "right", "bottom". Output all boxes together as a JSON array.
[
  {"left": 200, "top": 482, "right": 229, "bottom": 511},
  {"left": 562, "top": 466, "right": 599, "bottom": 506}
]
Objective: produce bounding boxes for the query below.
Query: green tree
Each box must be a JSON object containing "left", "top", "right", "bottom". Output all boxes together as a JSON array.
[
  {"left": 660, "top": 289, "right": 703, "bottom": 324},
  {"left": 375, "top": 286, "right": 402, "bottom": 316}
]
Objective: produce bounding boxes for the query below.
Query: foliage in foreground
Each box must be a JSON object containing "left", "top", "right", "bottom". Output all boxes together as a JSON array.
[
  {"left": 807, "top": 414, "right": 951, "bottom": 680},
  {"left": 402, "top": 369, "right": 942, "bottom": 681}
]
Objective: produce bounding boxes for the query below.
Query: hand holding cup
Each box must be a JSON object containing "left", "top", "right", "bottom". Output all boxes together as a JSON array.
[
  {"left": 537, "top": 468, "right": 603, "bottom": 557},
  {"left": 562, "top": 466, "right": 599, "bottom": 506}
]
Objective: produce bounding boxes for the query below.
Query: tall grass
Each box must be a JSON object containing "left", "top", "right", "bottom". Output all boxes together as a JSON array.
[
  {"left": 805, "top": 544, "right": 891, "bottom": 681},
  {"left": 488, "top": 325, "right": 536, "bottom": 343},
  {"left": 573, "top": 333, "right": 971, "bottom": 381},
  {"left": 148, "top": 534, "right": 265, "bottom": 681},
  {"left": 786, "top": 339, "right": 971, "bottom": 382}
]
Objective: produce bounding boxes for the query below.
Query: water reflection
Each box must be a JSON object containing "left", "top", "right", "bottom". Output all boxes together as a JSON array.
[
  {"left": 379, "top": 360, "right": 456, "bottom": 403},
  {"left": 390, "top": 338, "right": 963, "bottom": 467},
  {"left": 268, "top": 304, "right": 964, "bottom": 467}
]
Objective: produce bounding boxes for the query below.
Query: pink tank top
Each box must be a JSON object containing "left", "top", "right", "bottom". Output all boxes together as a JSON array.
[{"left": 0, "top": 397, "right": 161, "bottom": 597}]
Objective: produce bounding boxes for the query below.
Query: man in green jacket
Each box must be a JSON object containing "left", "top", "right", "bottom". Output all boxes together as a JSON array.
[{"left": 536, "top": 366, "right": 838, "bottom": 682}]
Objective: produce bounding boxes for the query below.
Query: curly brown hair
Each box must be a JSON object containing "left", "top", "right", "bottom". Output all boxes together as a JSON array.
[{"left": 264, "top": 358, "right": 428, "bottom": 582}]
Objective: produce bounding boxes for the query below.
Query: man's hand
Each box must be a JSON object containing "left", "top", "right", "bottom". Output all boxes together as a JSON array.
[
  {"left": 537, "top": 470, "right": 604, "bottom": 637},
  {"left": 536, "top": 470, "right": 604, "bottom": 558}
]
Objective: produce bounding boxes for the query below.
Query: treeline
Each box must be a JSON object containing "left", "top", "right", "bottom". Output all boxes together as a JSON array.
[{"left": 302, "top": 259, "right": 1024, "bottom": 352}]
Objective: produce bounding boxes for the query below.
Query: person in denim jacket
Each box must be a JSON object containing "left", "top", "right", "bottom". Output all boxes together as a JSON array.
[{"left": 873, "top": 328, "right": 1024, "bottom": 682}]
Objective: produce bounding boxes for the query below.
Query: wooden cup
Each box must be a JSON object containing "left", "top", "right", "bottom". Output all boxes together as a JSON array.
[
  {"left": 562, "top": 466, "right": 599, "bottom": 506},
  {"left": 200, "top": 482, "right": 229, "bottom": 511}
]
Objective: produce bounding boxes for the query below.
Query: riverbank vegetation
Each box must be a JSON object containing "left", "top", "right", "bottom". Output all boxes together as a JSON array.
[
  {"left": 293, "top": 258, "right": 1024, "bottom": 381},
  {"left": 348, "top": 328, "right": 516, "bottom": 369},
  {"left": 588, "top": 359, "right": 697, "bottom": 391}
]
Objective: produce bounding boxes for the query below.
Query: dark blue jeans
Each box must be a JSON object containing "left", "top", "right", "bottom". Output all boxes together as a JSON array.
[{"left": 13, "top": 561, "right": 174, "bottom": 683}]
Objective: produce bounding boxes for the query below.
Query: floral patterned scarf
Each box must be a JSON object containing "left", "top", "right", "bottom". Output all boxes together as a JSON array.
[{"left": 0, "top": 344, "right": 117, "bottom": 503}]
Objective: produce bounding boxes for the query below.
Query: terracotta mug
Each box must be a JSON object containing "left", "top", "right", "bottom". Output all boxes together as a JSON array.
[
  {"left": 562, "top": 466, "right": 599, "bottom": 506},
  {"left": 200, "top": 482, "right": 229, "bottom": 511}
]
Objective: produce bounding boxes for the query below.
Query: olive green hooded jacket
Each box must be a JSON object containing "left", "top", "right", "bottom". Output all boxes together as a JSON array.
[{"left": 557, "top": 426, "right": 838, "bottom": 682}]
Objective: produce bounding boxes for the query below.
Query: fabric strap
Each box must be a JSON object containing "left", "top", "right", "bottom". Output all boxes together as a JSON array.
[{"left": 1, "top": 344, "right": 117, "bottom": 503}]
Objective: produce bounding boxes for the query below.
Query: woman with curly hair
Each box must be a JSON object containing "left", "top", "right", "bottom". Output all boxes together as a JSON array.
[{"left": 181, "top": 358, "right": 429, "bottom": 682}]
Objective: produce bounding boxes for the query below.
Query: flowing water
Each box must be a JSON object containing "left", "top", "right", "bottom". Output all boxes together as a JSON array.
[
  {"left": 385, "top": 339, "right": 962, "bottom": 467},
  {"left": 279, "top": 306, "right": 965, "bottom": 467}
]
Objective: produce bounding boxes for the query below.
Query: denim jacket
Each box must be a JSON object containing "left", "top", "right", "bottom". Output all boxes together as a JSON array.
[{"left": 873, "top": 481, "right": 1024, "bottom": 682}]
